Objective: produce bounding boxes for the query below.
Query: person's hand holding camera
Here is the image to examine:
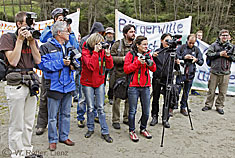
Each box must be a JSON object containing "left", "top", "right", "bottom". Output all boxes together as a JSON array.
[
  {"left": 192, "top": 56, "right": 198, "bottom": 63},
  {"left": 184, "top": 54, "right": 193, "bottom": 60},
  {"left": 18, "top": 27, "right": 27, "bottom": 41},
  {"left": 94, "top": 43, "right": 102, "bottom": 52},
  {"left": 63, "top": 57, "right": 71, "bottom": 66},
  {"left": 138, "top": 56, "right": 146, "bottom": 65},
  {"left": 220, "top": 50, "right": 229, "bottom": 58},
  {"left": 152, "top": 51, "right": 159, "bottom": 57}
]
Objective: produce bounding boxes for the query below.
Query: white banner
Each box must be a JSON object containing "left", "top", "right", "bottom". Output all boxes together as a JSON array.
[
  {"left": 0, "top": 8, "right": 80, "bottom": 40},
  {"left": 193, "top": 40, "right": 235, "bottom": 95},
  {"left": 115, "top": 10, "right": 192, "bottom": 51}
]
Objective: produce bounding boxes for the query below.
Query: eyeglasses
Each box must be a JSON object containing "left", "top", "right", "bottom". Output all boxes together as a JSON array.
[
  {"left": 221, "top": 34, "right": 229, "bottom": 37},
  {"left": 61, "top": 30, "right": 69, "bottom": 34}
]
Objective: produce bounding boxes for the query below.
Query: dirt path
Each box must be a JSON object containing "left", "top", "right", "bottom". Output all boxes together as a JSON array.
[{"left": 0, "top": 82, "right": 235, "bottom": 158}]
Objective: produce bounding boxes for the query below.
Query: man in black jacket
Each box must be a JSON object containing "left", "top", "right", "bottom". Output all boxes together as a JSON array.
[{"left": 176, "top": 34, "right": 204, "bottom": 116}]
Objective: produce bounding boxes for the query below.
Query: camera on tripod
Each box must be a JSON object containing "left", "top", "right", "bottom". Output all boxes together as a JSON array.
[
  {"left": 24, "top": 12, "right": 41, "bottom": 39},
  {"left": 62, "top": 8, "right": 72, "bottom": 25},
  {"left": 137, "top": 53, "right": 153, "bottom": 66},
  {"left": 165, "top": 35, "right": 182, "bottom": 49}
]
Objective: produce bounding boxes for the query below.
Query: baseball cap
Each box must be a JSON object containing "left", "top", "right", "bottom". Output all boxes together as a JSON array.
[{"left": 105, "top": 27, "right": 114, "bottom": 34}]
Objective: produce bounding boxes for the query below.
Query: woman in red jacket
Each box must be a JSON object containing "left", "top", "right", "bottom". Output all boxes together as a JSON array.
[
  {"left": 124, "top": 35, "right": 156, "bottom": 142},
  {"left": 80, "top": 33, "right": 113, "bottom": 143}
]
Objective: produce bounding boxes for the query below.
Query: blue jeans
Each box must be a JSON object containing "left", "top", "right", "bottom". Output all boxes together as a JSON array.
[
  {"left": 83, "top": 84, "right": 109, "bottom": 134},
  {"left": 128, "top": 87, "right": 150, "bottom": 132},
  {"left": 176, "top": 75, "right": 193, "bottom": 109},
  {"left": 47, "top": 93, "right": 72, "bottom": 143},
  {"left": 77, "top": 76, "right": 97, "bottom": 121}
]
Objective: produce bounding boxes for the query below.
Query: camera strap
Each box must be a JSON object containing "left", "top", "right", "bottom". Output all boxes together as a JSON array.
[{"left": 98, "top": 53, "right": 106, "bottom": 76}]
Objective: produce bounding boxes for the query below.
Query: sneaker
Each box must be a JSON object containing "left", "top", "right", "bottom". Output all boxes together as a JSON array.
[
  {"left": 140, "top": 129, "right": 152, "bottom": 139},
  {"left": 77, "top": 120, "right": 85, "bottom": 128},
  {"left": 150, "top": 115, "right": 158, "bottom": 126},
  {"left": 36, "top": 128, "right": 45, "bottom": 135},
  {"left": 101, "top": 134, "right": 113, "bottom": 143},
  {"left": 180, "top": 108, "right": 188, "bottom": 116},
  {"left": 94, "top": 117, "right": 99, "bottom": 123},
  {"left": 85, "top": 131, "right": 94, "bottom": 138},
  {"left": 112, "top": 123, "right": 121, "bottom": 129},
  {"left": 202, "top": 106, "right": 211, "bottom": 111},
  {"left": 129, "top": 131, "right": 139, "bottom": 142}
]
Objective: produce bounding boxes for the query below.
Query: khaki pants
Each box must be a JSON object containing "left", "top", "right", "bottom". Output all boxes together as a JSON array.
[
  {"left": 112, "top": 96, "right": 129, "bottom": 123},
  {"left": 205, "top": 73, "right": 230, "bottom": 109},
  {"left": 5, "top": 84, "right": 37, "bottom": 158}
]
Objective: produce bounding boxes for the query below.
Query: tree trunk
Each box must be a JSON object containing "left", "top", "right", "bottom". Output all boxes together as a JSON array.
[
  {"left": 12, "top": 0, "right": 15, "bottom": 17},
  {"left": 138, "top": 0, "right": 141, "bottom": 20},
  {"left": 19, "top": 0, "right": 22, "bottom": 11},
  {"left": 225, "top": 0, "right": 231, "bottom": 23},
  {"left": 153, "top": 0, "right": 157, "bottom": 22},
  {"left": 88, "top": 0, "right": 93, "bottom": 33},
  {"left": 197, "top": 0, "right": 200, "bottom": 26},
  {"left": 174, "top": 0, "right": 178, "bottom": 20},
  {"left": 114, "top": 0, "right": 119, "bottom": 9},
  {"left": 3, "top": 0, "right": 8, "bottom": 21},
  {"left": 134, "top": 0, "right": 137, "bottom": 18}
]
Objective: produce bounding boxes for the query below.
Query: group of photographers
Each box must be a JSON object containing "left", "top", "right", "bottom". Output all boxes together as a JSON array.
[{"left": 0, "top": 8, "right": 235, "bottom": 158}]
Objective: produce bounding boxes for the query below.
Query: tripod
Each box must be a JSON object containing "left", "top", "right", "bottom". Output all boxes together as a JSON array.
[{"left": 160, "top": 49, "right": 177, "bottom": 147}]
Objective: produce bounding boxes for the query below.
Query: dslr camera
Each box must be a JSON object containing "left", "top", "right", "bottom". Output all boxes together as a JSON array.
[
  {"left": 65, "top": 49, "right": 81, "bottom": 69},
  {"left": 137, "top": 53, "right": 153, "bottom": 66},
  {"left": 100, "top": 42, "right": 110, "bottom": 49},
  {"left": 165, "top": 35, "right": 182, "bottom": 49},
  {"left": 62, "top": 8, "right": 72, "bottom": 25},
  {"left": 223, "top": 42, "right": 233, "bottom": 55},
  {"left": 24, "top": 12, "right": 41, "bottom": 39}
]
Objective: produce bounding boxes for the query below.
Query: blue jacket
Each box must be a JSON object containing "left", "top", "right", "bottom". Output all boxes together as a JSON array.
[
  {"left": 38, "top": 38, "right": 76, "bottom": 93},
  {"left": 40, "top": 25, "right": 79, "bottom": 49}
]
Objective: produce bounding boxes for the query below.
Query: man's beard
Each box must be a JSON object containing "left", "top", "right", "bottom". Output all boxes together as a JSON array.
[
  {"left": 127, "top": 35, "right": 135, "bottom": 41},
  {"left": 105, "top": 35, "right": 114, "bottom": 42}
]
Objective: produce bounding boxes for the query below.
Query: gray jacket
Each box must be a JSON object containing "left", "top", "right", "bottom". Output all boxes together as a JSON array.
[{"left": 206, "top": 39, "right": 235, "bottom": 75}]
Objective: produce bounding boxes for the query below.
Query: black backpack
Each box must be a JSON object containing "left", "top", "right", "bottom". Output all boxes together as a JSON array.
[{"left": 0, "top": 33, "right": 17, "bottom": 81}]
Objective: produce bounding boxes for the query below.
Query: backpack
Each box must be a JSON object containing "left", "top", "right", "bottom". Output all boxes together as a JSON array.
[{"left": 0, "top": 33, "right": 16, "bottom": 81}]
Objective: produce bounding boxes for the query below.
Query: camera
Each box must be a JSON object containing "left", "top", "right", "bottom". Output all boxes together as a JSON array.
[
  {"left": 25, "top": 12, "right": 41, "bottom": 39},
  {"left": 165, "top": 35, "right": 182, "bottom": 49},
  {"left": 66, "top": 49, "right": 81, "bottom": 69},
  {"left": 100, "top": 42, "right": 110, "bottom": 49},
  {"left": 30, "top": 79, "right": 40, "bottom": 96},
  {"left": 223, "top": 42, "right": 233, "bottom": 55},
  {"left": 63, "top": 8, "right": 72, "bottom": 25},
  {"left": 137, "top": 53, "right": 153, "bottom": 66}
]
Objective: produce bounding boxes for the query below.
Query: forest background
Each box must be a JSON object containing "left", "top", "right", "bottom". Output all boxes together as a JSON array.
[{"left": 0, "top": 0, "right": 234, "bottom": 44}]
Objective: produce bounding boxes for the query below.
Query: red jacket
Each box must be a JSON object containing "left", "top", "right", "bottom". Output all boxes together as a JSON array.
[
  {"left": 124, "top": 51, "right": 156, "bottom": 87},
  {"left": 80, "top": 42, "right": 113, "bottom": 87}
]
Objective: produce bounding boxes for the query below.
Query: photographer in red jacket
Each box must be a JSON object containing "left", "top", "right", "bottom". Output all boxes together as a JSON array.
[
  {"left": 80, "top": 33, "right": 114, "bottom": 143},
  {"left": 124, "top": 35, "right": 156, "bottom": 142}
]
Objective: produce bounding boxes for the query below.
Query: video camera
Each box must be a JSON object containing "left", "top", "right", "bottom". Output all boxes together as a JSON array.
[
  {"left": 137, "top": 53, "right": 153, "bottom": 66},
  {"left": 65, "top": 49, "right": 81, "bottom": 69},
  {"left": 165, "top": 35, "right": 182, "bottom": 49},
  {"left": 25, "top": 12, "right": 41, "bottom": 39},
  {"left": 62, "top": 8, "right": 72, "bottom": 25}
]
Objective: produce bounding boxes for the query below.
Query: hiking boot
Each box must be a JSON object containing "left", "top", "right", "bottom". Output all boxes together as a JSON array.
[
  {"left": 85, "top": 131, "right": 94, "bottom": 138},
  {"left": 180, "top": 108, "right": 188, "bottom": 116},
  {"left": 202, "top": 106, "right": 211, "bottom": 111},
  {"left": 129, "top": 131, "right": 139, "bottom": 142},
  {"left": 36, "top": 128, "right": 45, "bottom": 135},
  {"left": 101, "top": 134, "right": 113, "bottom": 143},
  {"left": 216, "top": 108, "right": 224, "bottom": 115},
  {"left": 112, "top": 123, "right": 121, "bottom": 129},
  {"left": 77, "top": 120, "right": 85, "bottom": 128},
  {"left": 150, "top": 115, "right": 158, "bottom": 126},
  {"left": 94, "top": 117, "right": 99, "bottom": 123},
  {"left": 140, "top": 129, "right": 152, "bottom": 139}
]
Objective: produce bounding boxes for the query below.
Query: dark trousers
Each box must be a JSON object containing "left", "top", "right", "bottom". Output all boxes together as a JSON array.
[
  {"left": 151, "top": 78, "right": 166, "bottom": 117},
  {"left": 36, "top": 74, "right": 48, "bottom": 128}
]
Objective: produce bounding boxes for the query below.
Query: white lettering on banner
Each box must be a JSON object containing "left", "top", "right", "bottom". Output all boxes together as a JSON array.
[
  {"left": 193, "top": 39, "right": 235, "bottom": 95},
  {"left": 115, "top": 10, "right": 192, "bottom": 51},
  {"left": 0, "top": 9, "right": 80, "bottom": 78}
]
